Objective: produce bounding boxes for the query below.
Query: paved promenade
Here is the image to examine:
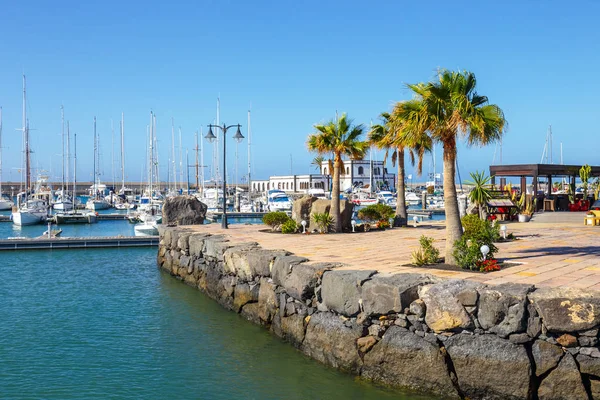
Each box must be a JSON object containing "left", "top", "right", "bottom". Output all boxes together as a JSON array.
[{"left": 185, "top": 217, "right": 600, "bottom": 290}]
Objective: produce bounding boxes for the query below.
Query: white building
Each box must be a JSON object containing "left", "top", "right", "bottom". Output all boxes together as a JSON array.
[{"left": 251, "top": 160, "right": 395, "bottom": 193}]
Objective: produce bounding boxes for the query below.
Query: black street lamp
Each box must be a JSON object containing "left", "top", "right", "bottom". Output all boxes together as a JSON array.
[{"left": 205, "top": 123, "right": 244, "bottom": 228}]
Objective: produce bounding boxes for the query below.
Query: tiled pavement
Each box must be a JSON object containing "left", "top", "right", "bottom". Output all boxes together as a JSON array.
[{"left": 182, "top": 218, "right": 600, "bottom": 290}]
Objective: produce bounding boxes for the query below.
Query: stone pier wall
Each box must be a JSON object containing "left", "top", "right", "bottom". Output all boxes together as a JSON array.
[{"left": 157, "top": 226, "right": 600, "bottom": 400}]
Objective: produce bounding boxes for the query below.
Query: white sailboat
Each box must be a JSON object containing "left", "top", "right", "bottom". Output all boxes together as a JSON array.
[
  {"left": 86, "top": 117, "right": 110, "bottom": 211},
  {"left": 134, "top": 111, "right": 159, "bottom": 236},
  {"left": 0, "top": 106, "right": 14, "bottom": 210},
  {"left": 54, "top": 106, "right": 73, "bottom": 211},
  {"left": 13, "top": 75, "right": 49, "bottom": 226}
]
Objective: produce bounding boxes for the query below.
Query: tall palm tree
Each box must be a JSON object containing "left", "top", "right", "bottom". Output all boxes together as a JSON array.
[
  {"left": 307, "top": 113, "right": 368, "bottom": 232},
  {"left": 396, "top": 70, "right": 506, "bottom": 264},
  {"left": 369, "top": 111, "right": 430, "bottom": 226}
]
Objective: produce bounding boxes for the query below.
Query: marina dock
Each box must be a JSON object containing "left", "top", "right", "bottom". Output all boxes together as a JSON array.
[{"left": 0, "top": 236, "right": 158, "bottom": 251}]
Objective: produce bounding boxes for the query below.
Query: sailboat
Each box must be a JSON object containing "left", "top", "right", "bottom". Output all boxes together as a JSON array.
[
  {"left": 134, "top": 111, "right": 159, "bottom": 236},
  {"left": 0, "top": 106, "right": 14, "bottom": 210},
  {"left": 86, "top": 117, "right": 110, "bottom": 211},
  {"left": 13, "top": 75, "right": 50, "bottom": 226},
  {"left": 54, "top": 106, "right": 73, "bottom": 211}
]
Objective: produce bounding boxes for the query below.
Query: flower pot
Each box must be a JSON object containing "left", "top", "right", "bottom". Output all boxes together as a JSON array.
[{"left": 518, "top": 214, "right": 531, "bottom": 223}]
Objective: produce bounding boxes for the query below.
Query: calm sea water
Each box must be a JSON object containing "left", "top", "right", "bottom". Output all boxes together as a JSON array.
[{"left": 0, "top": 248, "right": 435, "bottom": 399}]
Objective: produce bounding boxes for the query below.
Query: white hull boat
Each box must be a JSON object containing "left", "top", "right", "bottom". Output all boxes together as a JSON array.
[
  {"left": 86, "top": 199, "right": 110, "bottom": 211},
  {"left": 12, "top": 209, "right": 47, "bottom": 226},
  {"left": 0, "top": 199, "right": 13, "bottom": 211},
  {"left": 134, "top": 223, "right": 159, "bottom": 236},
  {"left": 53, "top": 200, "right": 73, "bottom": 211}
]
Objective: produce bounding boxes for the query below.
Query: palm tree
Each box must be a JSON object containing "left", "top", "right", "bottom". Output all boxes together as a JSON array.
[
  {"left": 369, "top": 111, "right": 430, "bottom": 226},
  {"left": 311, "top": 156, "right": 325, "bottom": 172},
  {"left": 396, "top": 70, "right": 506, "bottom": 264},
  {"left": 307, "top": 113, "right": 368, "bottom": 232},
  {"left": 466, "top": 170, "right": 492, "bottom": 220}
]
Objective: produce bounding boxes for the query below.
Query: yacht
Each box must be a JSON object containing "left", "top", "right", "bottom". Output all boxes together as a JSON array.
[
  {"left": 53, "top": 190, "right": 74, "bottom": 211},
  {"left": 377, "top": 191, "right": 397, "bottom": 207},
  {"left": 266, "top": 190, "right": 292, "bottom": 212},
  {"left": 405, "top": 192, "right": 422, "bottom": 206},
  {"left": 351, "top": 191, "right": 378, "bottom": 207},
  {"left": 0, "top": 193, "right": 13, "bottom": 211},
  {"left": 13, "top": 193, "right": 50, "bottom": 226}
]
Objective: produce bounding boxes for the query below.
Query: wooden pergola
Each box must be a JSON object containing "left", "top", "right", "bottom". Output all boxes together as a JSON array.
[{"left": 489, "top": 164, "right": 600, "bottom": 196}]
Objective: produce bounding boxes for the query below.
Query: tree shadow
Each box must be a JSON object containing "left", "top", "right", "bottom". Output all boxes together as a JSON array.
[{"left": 507, "top": 245, "right": 600, "bottom": 260}]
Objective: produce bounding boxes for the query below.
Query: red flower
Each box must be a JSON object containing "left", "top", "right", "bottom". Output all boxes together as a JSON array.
[{"left": 477, "top": 258, "right": 501, "bottom": 272}]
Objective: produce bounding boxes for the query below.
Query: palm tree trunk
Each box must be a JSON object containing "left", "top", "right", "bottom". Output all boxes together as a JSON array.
[
  {"left": 331, "top": 153, "right": 342, "bottom": 232},
  {"left": 443, "top": 139, "right": 462, "bottom": 265},
  {"left": 395, "top": 148, "right": 407, "bottom": 226}
]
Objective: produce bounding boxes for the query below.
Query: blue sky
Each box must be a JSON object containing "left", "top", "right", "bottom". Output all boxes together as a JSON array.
[{"left": 1, "top": 0, "right": 599, "bottom": 185}]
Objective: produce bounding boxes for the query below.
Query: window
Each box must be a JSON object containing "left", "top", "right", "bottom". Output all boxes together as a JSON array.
[
  {"left": 346, "top": 167, "right": 350, "bottom": 175},
  {"left": 374, "top": 167, "right": 380, "bottom": 175},
  {"left": 358, "top": 166, "right": 364, "bottom": 175},
  {"left": 323, "top": 167, "right": 328, "bottom": 175}
]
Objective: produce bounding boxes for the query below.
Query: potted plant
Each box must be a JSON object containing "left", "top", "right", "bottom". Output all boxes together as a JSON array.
[
  {"left": 580, "top": 164, "right": 592, "bottom": 211},
  {"left": 517, "top": 193, "right": 534, "bottom": 222}
]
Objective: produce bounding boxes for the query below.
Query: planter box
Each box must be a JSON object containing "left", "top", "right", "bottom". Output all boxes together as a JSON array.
[{"left": 518, "top": 214, "right": 531, "bottom": 223}]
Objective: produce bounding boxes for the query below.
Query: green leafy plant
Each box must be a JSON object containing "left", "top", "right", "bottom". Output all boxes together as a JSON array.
[
  {"left": 466, "top": 171, "right": 492, "bottom": 220},
  {"left": 262, "top": 212, "right": 291, "bottom": 231},
  {"left": 281, "top": 219, "right": 298, "bottom": 234},
  {"left": 515, "top": 194, "right": 536, "bottom": 217},
  {"left": 580, "top": 164, "right": 592, "bottom": 199},
  {"left": 454, "top": 215, "right": 499, "bottom": 270},
  {"left": 312, "top": 212, "right": 334, "bottom": 233},
  {"left": 357, "top": 204, "right": 395, "bottom": 229},
  {"left": 411, "top": 235, "right": 440, "bottom": 266}
]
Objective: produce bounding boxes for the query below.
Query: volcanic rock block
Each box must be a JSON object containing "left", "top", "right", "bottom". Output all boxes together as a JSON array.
[
  {"left": 362, "top": 326, "right": 459, "bottom": 399},
  {"left": 445, "top": 333, "right": 531, "bottom": 400},
  {"left": 361, "top": 273, "right": 438, "bottom": 317},
  {"left": 301, "top": 312, "right": 364, "bottom": 374},
  {"left": 419, "top": 280, "right": 482, "bottom": 332},
  {"left": 477, "top": 283, "right": 533, "bottom": 337},
  {"left": 537, "top": 353, "right": 588, "bottom": 400},
  {"left": 320, "top": 269, "right": 377, "bottom": 317},
  {"left": 162, "top": 195, "right": 207, "bottom": 225},
  {"left": 529, "top": 287, "right": 600, "bottom": 332}
]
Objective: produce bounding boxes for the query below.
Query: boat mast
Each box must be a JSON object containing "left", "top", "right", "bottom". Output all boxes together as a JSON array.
[
  {"left": 0, "top": 107, "right": 3, "bottom": 196},
  {"left": 215, "top": 97, "right": 220, "bottom": 184},
  {"left": 195, "top": 131, "right": 199, "bottom": 191},
  {"left": 178, "top": 126, "right": 182, "bottom": 191},
  {"left": 61, "top": 105, "right": 65, "bottom": 193},
  {"left": 247, "top": 109, "right": 251, "bottom": 193},
  {"left": 93, "top": 116, "right": 97, "bottom": 199},
  {"left": 66, "top": 121, "right": 70, "bottom": 198},
  {"left": 120, "top": 112, "right": 125, "bottom": 191},
  {"left": 149, "top": 112, "right": 153, "bottom": 197},
  {"left": 200, "top": 126, "right": 204, "bottom": 196},
  {"left": 111, "top": 119, "right": 115, "bottom": 190},
  {"left": 171, "top": 118, "right": 176, "bottom": 193},
  {"left": 153, "top": 115, "right": 159, "bottom": 192},
  {"left": 73, "top": 130, "right": 77, "bottom": 201},
  {"left": 23, "top": 75, "right": 31, "bottom": 193}
]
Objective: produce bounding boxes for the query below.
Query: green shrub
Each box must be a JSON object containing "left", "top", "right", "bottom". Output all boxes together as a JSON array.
[
  {"left": 262, "top": 212, "right": 290, "bottom": 231},
  {"left": 358, "top": 204, "right": 394, "bottom": 229},
  {"left": 411, "top": 235, "right": 440, "bottom": 266},
  {"left": 312, "top": 212, "right": 334, "bottom": 233},
  {"left": 453, "top": 214, "right": 499, "bottom": 270},
  {"left": 281, "top": 219, "right": 298, "bottom": 234}
]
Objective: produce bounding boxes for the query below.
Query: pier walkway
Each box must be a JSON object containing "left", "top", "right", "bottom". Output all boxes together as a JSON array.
[
  {"left": 0, "top": 236, "right": 158, "bottom": 251},
  {"left": 178, "top": 218, "right": 600, "bottom": 291}
]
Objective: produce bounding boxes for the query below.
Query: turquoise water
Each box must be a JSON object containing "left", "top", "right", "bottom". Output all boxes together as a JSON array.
[
  {"left": 0, "top": 211, "right": 135, "bottom": 238},
  {"left": 0, "top": 248, "right": 434, "bottom": 399}
]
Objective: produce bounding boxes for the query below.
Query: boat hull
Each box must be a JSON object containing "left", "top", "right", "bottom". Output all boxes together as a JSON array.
[
  {"left": 12, "top": 210, "right": 47, "bottom": 226},
  {"left": 0, "top": 199, "right": 13, "bottom": 211},
  {"left": 86, "top": 200, "right": 110, "bottom": 211},
  {"left": 53, "top": 201, "right": 74, "bottom": 211},
  {"left": 134, "top": 224, "right": 159, "bottom": 236}
]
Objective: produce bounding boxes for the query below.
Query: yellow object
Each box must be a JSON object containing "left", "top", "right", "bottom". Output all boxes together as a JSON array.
[{"left": 584, "top": 210, "right": 600, "bottom": 226}]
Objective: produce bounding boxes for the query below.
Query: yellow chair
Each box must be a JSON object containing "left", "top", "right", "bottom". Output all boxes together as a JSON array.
[{"left": 584, "top": 210, "right": 600, "bottom": 226}]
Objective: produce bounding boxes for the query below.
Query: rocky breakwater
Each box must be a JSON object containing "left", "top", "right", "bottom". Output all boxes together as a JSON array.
[{"left": 157, "top": 226, "right": 600, "bottom": 400}]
